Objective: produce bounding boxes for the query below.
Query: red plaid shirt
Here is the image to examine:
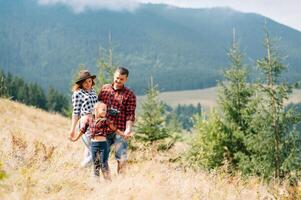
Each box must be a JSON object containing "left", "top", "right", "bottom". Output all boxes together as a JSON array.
[
  {"left": 98, "top": 84, "right": 136, "bottom": 131},
  {"left": 80, "top": 117, "right": 117, "bottom": 137}
]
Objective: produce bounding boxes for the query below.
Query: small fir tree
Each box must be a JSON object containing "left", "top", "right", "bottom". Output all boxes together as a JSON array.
[
  {"left": 186, "top": 111, "right": 227, "bottom": 169},
  {"left": 246, "top": 28, "right": 301, "bottom": 179},
  {"left": 135, "top": 77, "right": 170, "bottom": 144},
  {"left": 95, "top": 34, "right": 116, "bottom": 91},
  {"left": 0, "top": 70, "right": 8, "bottom": 97},
  {"left": 187, "top": 33, "right": 254, "bottom": 171},
  {"left": 217, "top": 35, "right": 254, "bottom": 169}
]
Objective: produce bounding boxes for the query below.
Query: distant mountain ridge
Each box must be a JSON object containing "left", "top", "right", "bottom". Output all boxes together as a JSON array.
[{"left": 1, "top": 0, "right": 301, "bottom": 94}]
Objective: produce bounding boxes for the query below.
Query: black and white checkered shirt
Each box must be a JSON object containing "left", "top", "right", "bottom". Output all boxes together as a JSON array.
[{"left": 72, "top": 89, "right": 98, "bottom": 117}]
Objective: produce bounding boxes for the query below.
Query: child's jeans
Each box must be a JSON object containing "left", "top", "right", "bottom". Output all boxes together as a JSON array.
[{"left": 91, "top": 141, "right": 109, "bottom": 177}]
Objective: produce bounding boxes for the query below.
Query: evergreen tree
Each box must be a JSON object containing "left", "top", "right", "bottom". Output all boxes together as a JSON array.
[
  {"left": 187, "top": 28, "right": 301, "bottom": 180},
  {"left": 246, "top": 28, "right": 301, "bottom": 179},
  {"left": 17, "top": 82, "right": 29, "bottom": 104},
  {"left": 47, "top": 87, "right": 69, "bottom": 114},
  {"left": 217, "top": 36, "right": 254, "bottom": 169},
  {"left": 95, "top": 34, "right": 116, "bottom": 92},
  {"left": 0, "top": 70, "right": 68, "bottom": 115},
  {"left": 186, "top": 111, "right": 227, "bottom": 169},
  {"left": 135, "top": 77, "right": 170, "bottom": 144},
  {"left": 0, "top": 70, "right": 8, "bottom": 97},
  {"left": 187, "top": 34, "right": 254, "bottom": 170},
  {"left": 166, "top": 112, "right": 182, "bottom": 133},
  {"left": 7, "top": 72, "right": 18, "bottom": 100}
]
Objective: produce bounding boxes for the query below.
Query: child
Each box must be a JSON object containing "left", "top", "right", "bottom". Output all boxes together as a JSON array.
[{"left": 69, "top": 102, "right": 129, "bottom": 180}]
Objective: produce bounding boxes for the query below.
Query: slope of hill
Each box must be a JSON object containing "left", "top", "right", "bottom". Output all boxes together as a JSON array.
[
  {"left": 1, "top": 1, "right": 301, "bottom": 94},
  {"left": 0, "top": 98, "right": 284, "bottom": 199}
]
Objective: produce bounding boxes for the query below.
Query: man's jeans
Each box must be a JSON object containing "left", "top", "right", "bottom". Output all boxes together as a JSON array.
[{"left": 106, "top": 133, "right": 128, "bottom": 161}]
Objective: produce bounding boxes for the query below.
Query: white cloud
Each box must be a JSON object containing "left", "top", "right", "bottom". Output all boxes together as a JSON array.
[
  {"left": 37, "top": 0, "right": 301, "bottom": 31},
  {"left": 138, "top": 0, "right": 301, "bottom": 31},
  {"left": 38, "top": 0, "right": 140, "bottom": 13}
]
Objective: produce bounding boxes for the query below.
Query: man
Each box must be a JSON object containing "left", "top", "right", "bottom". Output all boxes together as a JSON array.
[{"left": 98, "top": 67, "right": 136, "bottom": 174}]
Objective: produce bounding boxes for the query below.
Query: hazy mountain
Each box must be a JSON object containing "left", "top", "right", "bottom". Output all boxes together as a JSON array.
[{"left": 1, "top": 0, "right": 301, "bottom": 94}]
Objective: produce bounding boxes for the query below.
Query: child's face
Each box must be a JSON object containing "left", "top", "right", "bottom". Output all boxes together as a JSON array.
[{"left": 95, "top": 103, "right": 107, "bottom": 118}]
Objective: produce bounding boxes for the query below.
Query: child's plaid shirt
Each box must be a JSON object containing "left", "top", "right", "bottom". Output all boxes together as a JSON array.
[{"left": 80, "top": 116, "right": 117, "bottom": 137}]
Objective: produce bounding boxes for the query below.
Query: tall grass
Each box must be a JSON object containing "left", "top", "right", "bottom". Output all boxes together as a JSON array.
[{"left": 0, "top": 98, "right": 300, "bottom": 199}]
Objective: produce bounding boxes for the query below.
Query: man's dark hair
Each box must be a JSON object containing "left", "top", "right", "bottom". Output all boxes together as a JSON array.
[{"left": 115, "top": 67, "right": 129, "bottom": 77}]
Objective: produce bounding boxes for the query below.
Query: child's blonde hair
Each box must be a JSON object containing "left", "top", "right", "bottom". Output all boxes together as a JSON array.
[{"left": 94, "top": 102, "right": 107, "bottom": 110}]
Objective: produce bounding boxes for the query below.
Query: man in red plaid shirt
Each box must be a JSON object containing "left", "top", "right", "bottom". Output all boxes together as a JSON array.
[{"left": 98, "top": 67, "right": 136, "bottom": 174}]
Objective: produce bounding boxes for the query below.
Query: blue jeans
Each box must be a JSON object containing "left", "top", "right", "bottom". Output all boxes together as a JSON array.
[
  {"left": 91, "top": 141, "right": 109, "bottom": 176},
  {"left": 106, "top": 133, "right": 128, "bottom": 161}
]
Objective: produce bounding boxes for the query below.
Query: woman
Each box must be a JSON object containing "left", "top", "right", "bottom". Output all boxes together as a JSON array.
[{"left": 69, "top": 70, "right": 98, "bottom": 167}]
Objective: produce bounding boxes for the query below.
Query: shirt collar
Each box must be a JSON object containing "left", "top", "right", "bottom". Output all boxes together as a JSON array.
[{"left": 111, "top": 83, "right": 125, "bottom": 92}]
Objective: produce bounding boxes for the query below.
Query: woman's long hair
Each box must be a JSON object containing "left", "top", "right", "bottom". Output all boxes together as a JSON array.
[{"left": 72, "top": 78, "right": 96, "bottom": 92}]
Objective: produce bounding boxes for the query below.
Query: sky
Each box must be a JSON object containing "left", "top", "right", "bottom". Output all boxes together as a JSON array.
[{"left": 38, "top": 0, "right": 301, "bottom": 32}]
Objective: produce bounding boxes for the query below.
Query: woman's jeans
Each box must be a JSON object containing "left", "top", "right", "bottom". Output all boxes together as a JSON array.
[
  {"left": 79, "top": 117, "right": 92, "bottom": 167},
  {"left": 81, "top": 133, "right": 92, "bottom": 167}
]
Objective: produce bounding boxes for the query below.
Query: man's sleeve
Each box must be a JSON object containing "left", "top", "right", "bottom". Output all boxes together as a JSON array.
[
  {"left": 97, "top": 87, "right": 103, "bottom": 101},
  {"left": 125, "top": 91, "right": 136, "bottom": 122}
]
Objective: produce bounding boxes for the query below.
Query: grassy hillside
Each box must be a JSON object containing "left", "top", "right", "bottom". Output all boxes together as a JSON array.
[{"left": 0, "top": 98, "right": 294, "bottom": 199}]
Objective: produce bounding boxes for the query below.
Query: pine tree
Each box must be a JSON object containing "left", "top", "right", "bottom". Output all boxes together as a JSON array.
[
  {"left": 0, "top": 70, "right": 8, "bottom": 97},
  {"left": 187, "top": 32, "right": 254, "bottom": 170},
  {"left": 186, "top": 111, "right": 227, "bottom": 169},
  {"left": 167, "top": 112, "right": 182, "bottom": 133},
  {"left": 217, "top": 33, "right": 254, "bottom": 169},
  {"left": 95, "top": 33, "right": 116, "bottom": 92},
  {"left": 135, "top": 77, "right": 170, "bottom": 144},
  {"left": 246, "top": 28, "right": 301, "bottom": 179},
  {"left": 47, "top": 87, "right": 69, "bottom": 114},
  {"left": 27, "top": 83, "right": 47, "bottom": 109}
]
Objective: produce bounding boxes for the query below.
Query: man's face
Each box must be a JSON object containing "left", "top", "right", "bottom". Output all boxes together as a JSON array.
[{"left": 113, "top": 71, "right": 128, "bottom": 89}]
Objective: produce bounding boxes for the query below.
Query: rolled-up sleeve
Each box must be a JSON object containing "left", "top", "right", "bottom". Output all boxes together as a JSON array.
[
  {"left": 80, "top": 117, "right": 90, "bottom": 133},
  {"left": 72, "top": 92, "right": 82, "bottom": 116},
  {"left": 125, "top": 92, "right": 136, "bottom": 122}
]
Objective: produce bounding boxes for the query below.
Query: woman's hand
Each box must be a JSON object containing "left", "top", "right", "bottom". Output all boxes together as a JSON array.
[{"left": 68, "top": 130, "right": 77, "bottom": 142}]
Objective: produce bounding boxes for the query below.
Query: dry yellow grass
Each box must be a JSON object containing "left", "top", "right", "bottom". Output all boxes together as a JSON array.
[{"left": 0, "top": 98, "right": 300, "bottom": 200}]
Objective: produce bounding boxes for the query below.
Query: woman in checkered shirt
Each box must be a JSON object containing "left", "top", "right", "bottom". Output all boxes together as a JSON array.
[{"left": 69, "top": 70, "right": 98, "bottom": 167}]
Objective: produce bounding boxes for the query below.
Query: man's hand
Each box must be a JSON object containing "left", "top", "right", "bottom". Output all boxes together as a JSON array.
[
  {"left": 124, "top": 120, "right": 134, "bottom": 139},
  {"left": 124, "top": 131, "right": 134, "bottom": 140}
]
